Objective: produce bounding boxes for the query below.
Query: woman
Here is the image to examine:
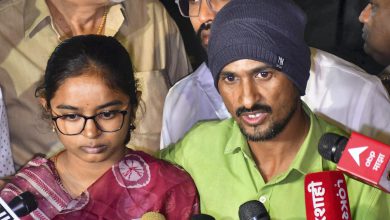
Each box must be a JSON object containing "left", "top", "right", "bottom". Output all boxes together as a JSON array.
[{"left": 0, "top": 35, "right": 198, "bottom": 219}]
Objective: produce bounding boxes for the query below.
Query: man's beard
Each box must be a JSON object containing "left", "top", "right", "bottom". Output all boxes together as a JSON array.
[
  {"left": 197, "top": 22, "right": 212, "bottom": 38},
  {"left": 196, "top": 21, "right": 212, "bottom": 51},
  {"left": 236, "top": 100, "right": 298, "bottom": 142}
]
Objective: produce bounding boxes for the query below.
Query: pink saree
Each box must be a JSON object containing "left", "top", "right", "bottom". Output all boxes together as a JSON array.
[{"left": 1, "top": 150, "right": 199, "bottom": 219}]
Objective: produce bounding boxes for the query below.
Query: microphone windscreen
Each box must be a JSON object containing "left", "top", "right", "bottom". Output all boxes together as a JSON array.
[
  {"left": 318, "top": 133, "right": 348, "bottom": 163},
  {"left": 141, "top": 212, "right": 166, "bottom": 220},
  {"left": 239, "top": 200, "right": 270, "bottom": 220},
  {"left": 191, "top": 214, "right": 215, "bottom": 220},
  {"left": 8, "top": 191, "right": 38, "bottom": 217}
]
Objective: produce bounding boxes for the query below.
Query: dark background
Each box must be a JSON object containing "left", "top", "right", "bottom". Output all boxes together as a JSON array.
[{"left": 159, "top": 0, "right": 384, "bottom": 74}]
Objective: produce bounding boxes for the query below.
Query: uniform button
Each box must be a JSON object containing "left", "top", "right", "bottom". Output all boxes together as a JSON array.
[{"left": 259, "top": 195, "right": 267, "bottom": 203}]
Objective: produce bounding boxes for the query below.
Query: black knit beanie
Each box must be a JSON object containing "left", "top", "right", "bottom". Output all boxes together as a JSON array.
[{"left": 208, "top": 0, "right": 311, "bottom": 95}]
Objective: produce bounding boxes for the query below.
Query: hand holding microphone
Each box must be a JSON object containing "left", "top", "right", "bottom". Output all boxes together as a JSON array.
[{"left": 318, "top": 132, "right": 390, "bottom": 193}]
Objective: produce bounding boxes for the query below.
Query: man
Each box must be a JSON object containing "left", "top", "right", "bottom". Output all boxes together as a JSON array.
[
  {"left": 160, "top": 0, "right": 231, "bottom": 148},
  {"left": 160, "top": 0, "right": 390, "bottom": 148},
  {"left": 359, "top": 0, "right": 390, "bottom": 92},
  {"left": 0, "top": 0, "right": 190, "bottom": 167},
  {"left": 160, "top": 0, "right": 390, "bottom": 219}
]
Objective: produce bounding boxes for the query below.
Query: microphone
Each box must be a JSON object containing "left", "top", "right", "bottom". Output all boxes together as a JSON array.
[
  {"left": 140, "top": 212, "right": 166, "bottom": 220},
  {"left": 0, "top": 191, "right": 38, "bottom": 220},
  {"left": 318, "top": 132, "right": 390, "bottom": 193},
  {"left": 304, "top": 171, "right": 352, "bottom": 220},
  {"left": 238, "top": 200, "right": 270, "bottom": 220},
  {"left": 191, "top": 214, "right": 215, "bottom": 220}
]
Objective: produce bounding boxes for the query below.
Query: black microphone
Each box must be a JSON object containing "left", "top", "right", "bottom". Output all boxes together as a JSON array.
[
  {"left": 318, "top": 132, "right": 348, "bottom": 163},
  {"left": 239, "top": 200, "right": 270, "bottom": 220},
  {"left": 0, "top": 191, "right": 38, "bottom": 219},
  {"left": 191, "top": 214, "right": 215, "bottom": 220}
]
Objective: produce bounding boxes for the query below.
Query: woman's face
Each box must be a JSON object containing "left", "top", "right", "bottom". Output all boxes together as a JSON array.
[{"left": 48, "top": 71, "right": 131, "bottom": 164}]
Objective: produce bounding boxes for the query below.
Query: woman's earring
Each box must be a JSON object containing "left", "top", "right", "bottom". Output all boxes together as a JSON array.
[
  {"left": 129, "top": 123, "right": 135, "bottom": 132},
  {"left": 52, "top": 126, "right": 56, "bottom": 133}
]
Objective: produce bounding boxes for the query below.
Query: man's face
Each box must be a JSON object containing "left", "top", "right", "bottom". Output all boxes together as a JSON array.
[
  {"left": 359, "top": 0, "right": 390, "bottom": 65},
  {"left": 218, "top": 59, "right": 300, "bottom": 142},
  {"left": 189, "top": 0, "right": 230, "bottom": 50}
]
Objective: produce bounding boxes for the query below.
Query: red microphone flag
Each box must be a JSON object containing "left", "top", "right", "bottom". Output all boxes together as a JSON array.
[
  {"left": 304, "top": 171, "right": 352, "bottom": 220},
  {"left": 337, "top": 132, "right": 390, "bottom": 193}
]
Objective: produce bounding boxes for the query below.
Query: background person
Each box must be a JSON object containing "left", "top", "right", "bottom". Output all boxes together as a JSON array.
[
  {"left": 0, "top": 35, "right": 198, "bottom": 219},
  {"left": 160, "top": 0, "right": 231, "bottom": 148},
  {"left": 0, "top": 88, "right": 15, "bottom": 180},
  {"left": 359, "top": 0, "right": 390, "bottom": 93}
]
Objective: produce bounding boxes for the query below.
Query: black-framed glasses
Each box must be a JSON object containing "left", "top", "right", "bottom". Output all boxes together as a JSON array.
[
  {"left": 52, "top": 110, "right": 128, "bottom": 135},
  {"left": 175, "top": 0, "right": 220, "bottom": 17}
]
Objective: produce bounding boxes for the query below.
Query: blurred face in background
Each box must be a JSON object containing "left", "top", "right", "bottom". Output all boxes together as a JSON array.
[
  {"left": 359, "top": 0, "right": 390, "bottom": 65},
  {"left": 176, "top": 0, "right": 230, "bottom": 51}
]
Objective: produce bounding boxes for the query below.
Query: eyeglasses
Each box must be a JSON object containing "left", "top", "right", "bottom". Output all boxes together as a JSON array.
[
  {"left": 52, "top": 110, "right": 128, "bottom": 135},
  {"left": 175, "top": 0, "right": 221, "bottom": 17}
]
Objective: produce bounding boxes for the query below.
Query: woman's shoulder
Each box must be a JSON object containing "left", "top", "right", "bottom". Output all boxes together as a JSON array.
[
  {"left": 12, "top": 155, "right": 54, "bottom": 177},
  {"left": 122, "top": 150, "right": 195, "bottom": 186},
  {"left": 0, "top": 156, "right": 58, "bottom": 202}
]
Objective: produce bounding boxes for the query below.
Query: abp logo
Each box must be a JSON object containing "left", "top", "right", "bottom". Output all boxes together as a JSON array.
[{"left": 347, "top": 146, "right": 368, "bottom": 166}]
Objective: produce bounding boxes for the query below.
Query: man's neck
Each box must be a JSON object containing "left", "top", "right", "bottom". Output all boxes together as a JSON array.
[
  {"left": 248, "top": 104, "right": 310, "bottom": 183},
  {"left": 46, "top": 0, "right": 107, "bottom": 37}
]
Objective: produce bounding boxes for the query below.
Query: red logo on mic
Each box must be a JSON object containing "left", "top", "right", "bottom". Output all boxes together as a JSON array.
[
  {"left": 337, "top": 132, "right": 390, "bottom": 192},
  {"left": 305, "top": 171, "right": 352, "bottom": 220}
]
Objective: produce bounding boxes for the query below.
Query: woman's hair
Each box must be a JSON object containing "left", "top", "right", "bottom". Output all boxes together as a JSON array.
[{"left": 35, "top": 34, "right": 140, "bottom": 123}]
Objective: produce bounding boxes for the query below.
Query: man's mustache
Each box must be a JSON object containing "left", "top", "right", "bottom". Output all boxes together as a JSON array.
[
  {"left": 197, "top": 22, "right": 212, "bottom": 38},
  {"left": 236, "top": 103, "right": 272, "bottom": 117}
]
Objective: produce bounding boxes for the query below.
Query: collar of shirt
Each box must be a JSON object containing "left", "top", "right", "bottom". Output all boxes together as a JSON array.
[
  {"left": 222, "top": 103, "right": 334, "bottom": 183},
  {"left": 24, "top": 1, "right": 125, "bottom": 39}
]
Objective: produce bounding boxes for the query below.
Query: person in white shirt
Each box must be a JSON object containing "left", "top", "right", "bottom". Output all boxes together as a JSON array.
[
  {"left": 0, "top": 88, "right": 15, "bottom": 178},
  {"left": 160, "top": 0, "right": 231, "bottom": 148},
  {"left": 359, "top": 0, "right": 390, "bottom": 93},
  {"left": 160, "top": 0, "right": 390, "bottom": 148},
  {"left": 302, "top": 48, "right": 390, "bottom": 142}
]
